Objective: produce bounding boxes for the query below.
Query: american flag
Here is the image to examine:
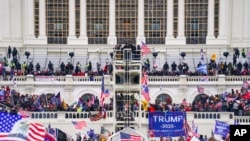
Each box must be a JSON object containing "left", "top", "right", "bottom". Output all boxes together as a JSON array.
[
  {"left": 0, "top": 112, "right": 46, "bottom": 141},
  {"left": 183, "top": 119, "right": 191, "bottom": 139},
  {"left": 100, "top": 76, "right": 110, "bottom": 106},
  {"left": 142, "top": 85, "right": 150, "bottom": 101},
  {"left": 191, "top": 127, "right": 199, "bottom": 138},
  {"left": 200, "top": 76, "right": 209, "bottom": 82},
  {"left": 197, "top": 86, "right": 204, "bottom": 94},
  {"left": 18, "top": 109, "right": 29, "bottom": 118},
  {"left": 120, "top": 132, "right": 142, "bottom": 141},
  {"left": 191, "top": 120, "right": 199, "bottom": 138},
  {"left": 141, "top": 41, "right": 151, "bottom": 56},
  {"left": 27, "top": 122, "right": 46, "bottom": 141},
  {"left": 0, "top": 112, "right": 22, "bottom": 139},
  {"left": 44, "top": 132, "right": 56, "bottom": 141},
  {"left": 47, "top": 124, "right": 56, "bottom": 139},
  {"left": 71, "top": 121, "right": 87, "bottom": 130},
  {"left": 141, "top": 71, "right": 150, "bottom": 101},
  {"left": 243, "top": 80, "right": 249, "bottom": 89}
]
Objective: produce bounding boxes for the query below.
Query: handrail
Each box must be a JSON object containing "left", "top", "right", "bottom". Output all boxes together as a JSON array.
[
  {"left": 0, "top": 103, "right": 11, "bottom": 110},
  {"left": 59, "top": 48, "right": 62, "bottom": 67},
  {"left": 44, "top": 57, "right": 48, "bottom": 71},
  {"left": 192, "top": 48, "right": 196, "bottom": 71}
]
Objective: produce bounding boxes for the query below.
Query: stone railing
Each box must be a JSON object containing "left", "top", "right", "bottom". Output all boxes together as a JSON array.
[
  {"left": 28, "top": 111, "right": 235, "bottom": 122},
  {"left": 234, "top": 116, "right": 250, "bottom": 124},
  {"left": 1, "top": 75, "right": 249, "bottom": 88},
  {"left": 72, "top": 76, "right": 103, "bottom": 82}
]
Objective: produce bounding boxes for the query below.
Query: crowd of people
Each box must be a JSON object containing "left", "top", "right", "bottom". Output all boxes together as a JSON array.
[
  {"left": 1, "top": 46, "right": 250, "bottom": 79},
  {"left": 0, "top": 46, "right": 249, "bottom": 141},
  {"left": 146, "top": 88, "right": 250, "bottom": 116},
  {"left": 0, "top": 81, "right": 249, "bottom": 118}
]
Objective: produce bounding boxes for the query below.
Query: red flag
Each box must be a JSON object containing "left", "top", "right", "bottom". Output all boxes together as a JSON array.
[{"left": 242, "top": 92, "right": 250, "bottom": 100}]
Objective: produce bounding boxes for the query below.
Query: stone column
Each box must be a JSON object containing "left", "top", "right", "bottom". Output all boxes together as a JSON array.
[
  {"left": 0, "top": 0, "right": 3, "bottom": 44},
  {"left": 206, "top": 0, "right": 216, "bottom": 44},
  {"left": 219, "top": 0, "right": 227, "bottom": 39},
  {"left": 215, "top": 0, "right": 227, "bottom": 44},
  {"left": 68, "top": 0, "right": 78, "bottom": 44},
  {"left": 176, "top": 0, "right": 185, "bottom": 44},
  {"left": 165, "top": 0, "right": 175, "bottom": 45},
  {"left": 65, "top": 75, "right": 74, "bottom": 104},
  {"left": 64, "top": 86, "right": 74, "bottom": 105},
  {"left": 136, "top": 0, "right": 145, "bottom": 45},
  {"left": 38, "top": 0, "right": 47, "bottom": 44},
  {"left": 108, "top": 0, "right": 117, "bottom": 45},
  {"left": 78, "top": 0, "right": 88, "bottom": 44},
  {"left": 243, "top": 0, "right": 249, "bottom": 41},
  {"left": 2, "top": 0, "right": 11, "bottom": 46},
  {"left": 24, "top": 0, "right": 37, "bottom": 45}
]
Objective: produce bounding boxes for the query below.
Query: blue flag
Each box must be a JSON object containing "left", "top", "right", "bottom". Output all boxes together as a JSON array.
[{"left": 197, "top": 64, "right": 207, "bottom": 74}]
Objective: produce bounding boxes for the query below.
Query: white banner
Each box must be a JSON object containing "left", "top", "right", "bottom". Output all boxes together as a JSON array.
[{"left": 35, "top": 76, "right": 56, "bottom": 82}]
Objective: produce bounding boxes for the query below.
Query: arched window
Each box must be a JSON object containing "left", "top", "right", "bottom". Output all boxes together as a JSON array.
[
  {"left": 192, "top": 94, "right": 208, "bottom": 104},
  {"left": 46, "top": 93, "right": 56, "bottom": 104},
  {"left": 79, "top": 93, "right": 95, "bottom": 103},
  {"left": 156, "top": 94, "right": 172, "bottom": 105}
]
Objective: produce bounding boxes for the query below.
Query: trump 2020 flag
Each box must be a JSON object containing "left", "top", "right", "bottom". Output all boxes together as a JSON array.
[{"left": 120, "top": 132, "right": 142, "bottom": 141}]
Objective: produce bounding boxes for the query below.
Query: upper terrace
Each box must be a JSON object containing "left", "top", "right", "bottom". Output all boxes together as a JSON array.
[{"left": 0, "top": 45, "right": 245, "bottom": 73}]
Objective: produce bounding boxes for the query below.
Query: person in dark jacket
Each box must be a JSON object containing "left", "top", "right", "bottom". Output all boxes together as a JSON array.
[
  {"left": 8, "top": 46, "right": 11, "bottom": 58},
  {"left": 36, "top": 63, "right": 41, "bottom": 72}
]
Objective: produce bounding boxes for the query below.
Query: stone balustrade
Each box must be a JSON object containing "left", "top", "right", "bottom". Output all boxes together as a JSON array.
[
  {"left": 234, "top": 116, "right": 250, "bottom": 124},
  {"left": 28, "top": 111, "right": 235, "bottom": 123},
  {"left": 2, "top": 75, "right": 250, "bottom": 84}
]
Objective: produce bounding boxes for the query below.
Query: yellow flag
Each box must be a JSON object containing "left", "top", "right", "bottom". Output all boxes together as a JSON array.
[
  {"left": 62, "top": 100, "right": 67, "bottom": 110},
  {"left": 211, "top": 53, "right": 216, "bottom": 61},
  {"left": 141, "top": 100, "right": 148, "bottom": 111}
]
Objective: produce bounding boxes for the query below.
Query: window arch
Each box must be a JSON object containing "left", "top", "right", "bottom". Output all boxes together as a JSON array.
[
  {"left": 46, "top": 93, "right": 55, "bottom": 103},
  {"left": 156, "top": 94, "right": 172, "bottom": 105},
  {"left": 80, "top": 93, "right": 95, "bottom": 103},
  {"left": 192, "top": 94, "right": 208, "bottom": 104},
  {"left": 39, "top": 93, "right": 57, "bottom": 111},
  {"left": 39, "top": 93, "right": 55, "bottom": 104}
]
